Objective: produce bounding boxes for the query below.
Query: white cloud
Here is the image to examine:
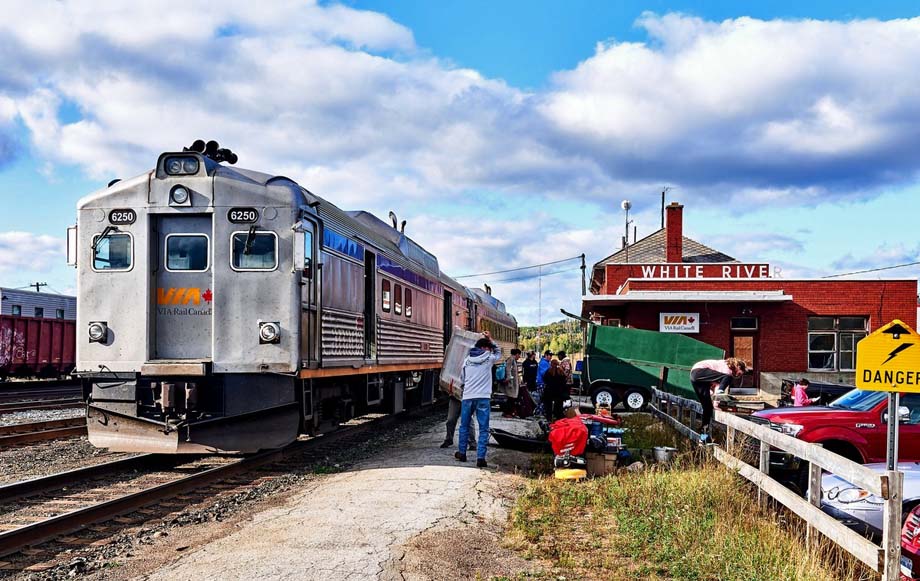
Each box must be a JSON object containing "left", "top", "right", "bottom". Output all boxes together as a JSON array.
[
  {"left": 0, "top": 232, "right": 63, "bottom": 274},
  {"left": 4, "top": 8, "right": 920, "bottom": 320}
]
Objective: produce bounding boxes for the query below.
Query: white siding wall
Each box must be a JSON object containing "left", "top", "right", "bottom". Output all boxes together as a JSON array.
[{"left": 0, "top": 288, "right": 76, "bottom": 319}]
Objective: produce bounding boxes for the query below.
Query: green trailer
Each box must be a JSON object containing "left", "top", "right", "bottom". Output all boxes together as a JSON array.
[{"left": 582, "top": 324, "right": 725, "bottom": 411}]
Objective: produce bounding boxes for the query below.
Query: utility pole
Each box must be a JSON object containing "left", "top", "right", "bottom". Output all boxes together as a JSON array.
[
  {"left": 31, "top": 282, "right": 47, "bottom": 293},
  {"left": 580, "top": 253, "right": 586, "bottom": 296},
  {"left": 661, "top": 186, "right": 674, "bottom": 229},
  {"left": 621, "top": 200, "right": 632, "bottom": 263},
  {"left": 537, "top": 265, "right": 542, "bottom": 353}
]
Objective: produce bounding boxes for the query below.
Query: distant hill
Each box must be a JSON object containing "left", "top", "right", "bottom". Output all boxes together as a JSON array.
[{"left": 519, "top": 319, "right": 583, "bottom": 356}]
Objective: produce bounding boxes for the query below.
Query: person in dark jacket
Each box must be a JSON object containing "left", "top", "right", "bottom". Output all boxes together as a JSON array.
[
  {"left": 542, "top": 359, "right": 568, "bottom": 421},
  {"left": 521, "top": 351, "right": 538, "bottom": 390}
]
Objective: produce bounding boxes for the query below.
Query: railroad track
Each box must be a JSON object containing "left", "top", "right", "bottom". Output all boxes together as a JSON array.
[
  {"left": 0, "top": 399, "right": 83, "bottom": 416},
  {"left": 0, "top": 418, "right": 86, "bottom": 447},
  {"left": 0, "top": 406, "right": 438, "bottom": 564},
  {"left": 0, "top": 379, "right": 82, "bottom": 405}
]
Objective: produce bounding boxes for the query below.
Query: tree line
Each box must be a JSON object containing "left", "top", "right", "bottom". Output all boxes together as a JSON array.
[{"left": 518, "top": 318, "right": 584, "bottom": 357}]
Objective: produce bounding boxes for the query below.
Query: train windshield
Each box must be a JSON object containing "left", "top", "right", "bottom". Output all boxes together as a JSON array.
[
  {"left": 231, "top": 231, "right": 278, "bottom": 270},
  {"left": 93, "top": 233, "right": 132, "bottom": 271},
  {"left": 166, "top": 235, "right": 209, "bottom": 271}
]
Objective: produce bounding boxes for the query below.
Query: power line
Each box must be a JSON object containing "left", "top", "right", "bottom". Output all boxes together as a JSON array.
[
  {"left": 822, "top": 260, "right": 920, "bottom": 279},
  {"left": 474, "top": 266, "right": 581, "bottom": 284},
  {"left": 454, "top": 255, "right": 582, "bottom": 279}
]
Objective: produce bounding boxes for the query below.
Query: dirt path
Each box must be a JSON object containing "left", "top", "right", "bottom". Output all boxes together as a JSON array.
[{"left": 135, "top": 414, "right": 544, "bottom": 581}]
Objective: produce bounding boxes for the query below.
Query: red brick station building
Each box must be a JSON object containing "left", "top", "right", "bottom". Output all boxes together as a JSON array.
[{"left": 581, "top": 202, "right": 918, "bottom": 395}]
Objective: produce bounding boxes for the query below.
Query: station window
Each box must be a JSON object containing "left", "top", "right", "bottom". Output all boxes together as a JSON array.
[
  {"left": 166, "top": 234, "right": 209, "bottom": 272},
  {"left": 34, "top": 307, "right": 44, "bottom": 318},
  {"left": 11, "top": 305, "right": 21, "bottom": 316},
  {"left": 56, "top": 309, "right": 65, "bottom": 319},
  {"left": 394, "top": 284, "right": 403, "bottom": 316},
  {"left": 231, "top": 231, "right": 277, "bottom": 271},
  {"left": 405, "top": 289, "right": 412, "bottom": 318},
  {"left": 731, "top": 317, "right": 758, "bottom": 331},
  {"left": 382, "top": 280, "right": 391, "bottom": 312},
  {"left": 93, "top": 232, "right": 133, "bottom": 271},
  {"left": 808, "top": 316, "right": 867, "bottom": 371}
]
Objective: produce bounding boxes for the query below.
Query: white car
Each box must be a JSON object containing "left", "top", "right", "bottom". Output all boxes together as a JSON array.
[{"left": 820, "top": 461, "right": 920, "bottom": 538}]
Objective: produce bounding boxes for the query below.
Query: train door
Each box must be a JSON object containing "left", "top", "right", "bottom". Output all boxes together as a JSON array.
[
  {"left": 299, "top": 218, "right": 318, "bottom": 366},
  {"left": 442, "top": 290, "right": 453, "bottom": 346},
  {"left": 154, "top": 215, "right": 213, "bottom": 360},
  {"left": 364, "top": 250, "right": 376, "bottom": 360}
]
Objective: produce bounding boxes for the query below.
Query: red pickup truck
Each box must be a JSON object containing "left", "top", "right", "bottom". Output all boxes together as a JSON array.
[{"left": 751, "top": 389, "right": 920, "bottom": 469}]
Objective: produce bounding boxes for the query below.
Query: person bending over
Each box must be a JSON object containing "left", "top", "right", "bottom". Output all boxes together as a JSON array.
[{"left": 689, "top": 357, "right": 746, "bottom": 433}]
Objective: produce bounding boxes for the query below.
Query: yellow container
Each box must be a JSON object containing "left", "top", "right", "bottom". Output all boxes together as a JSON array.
[{"left": 554, "top": 468, "right": 587, "bottom": 481}]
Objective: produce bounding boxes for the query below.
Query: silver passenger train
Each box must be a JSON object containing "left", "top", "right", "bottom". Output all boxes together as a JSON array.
[{"left": 68, "top": 141, "right": 518, "bottom": 454}]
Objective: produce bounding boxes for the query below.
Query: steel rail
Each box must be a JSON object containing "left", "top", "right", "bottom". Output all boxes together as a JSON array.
[
  {"left": 0, "top": 406, "right": 435, "bottom": 558},
  {"left": 0, "top": 417, "right": 85, "bottom": 437},
  {"left": 0, "top": 400, "right": 83, "bottom": 415},
  {"left": 0, "top": 426, "right": 87, "bottom": 447},
  {"left": 0, "top": 455, "right": 154, "bottom": 505}
]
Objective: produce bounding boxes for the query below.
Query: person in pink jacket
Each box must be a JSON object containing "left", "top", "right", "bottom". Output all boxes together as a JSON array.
[{"left": 792, "top": 378, "right": 815, "bottom": 407}]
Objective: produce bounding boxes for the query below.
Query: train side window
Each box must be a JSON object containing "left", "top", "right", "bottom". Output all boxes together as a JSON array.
[
  {"left": 231, "top": 231, "right": 278, "bottom": 271},
  {"left": 166, "top": 234, "right": 210, "bottom": 272},
  {"left": 93, "top": 232, "right": 133, "bottom": 271},
  {"left": 382, "top": 280, "right": 391, "bottom": 312},
  {"left": 405, "top": 289, "right": 412, "bottom": 318},
  {"left": 303, "top": 230, "right": 313, "bottom": 279},
  {"left": 394, "top": 284, "right": 403, "bottom": 315}
]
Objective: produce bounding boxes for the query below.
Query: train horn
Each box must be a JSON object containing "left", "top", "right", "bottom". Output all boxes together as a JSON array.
[{"left": 389, "top": 211, "right": 398, "bottom": 229}]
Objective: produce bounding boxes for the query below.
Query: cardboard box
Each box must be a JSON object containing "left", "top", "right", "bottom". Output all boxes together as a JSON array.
[{"left": 585, "top": 452, "right": 618, "bottom": 477}]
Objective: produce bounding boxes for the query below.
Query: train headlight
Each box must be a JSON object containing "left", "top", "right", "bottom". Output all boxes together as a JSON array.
[
  {"left": 259, "top": 322, "right": 281, "bottom": 344},
  {"left": 164, "top": 155, "right": 200, "bottom": 176},
  {"left": 170, "top": 185, "right": 190, "bottom": 205},
  {"left": 88, "top": 321, "right": 107, "bottom": 343}
]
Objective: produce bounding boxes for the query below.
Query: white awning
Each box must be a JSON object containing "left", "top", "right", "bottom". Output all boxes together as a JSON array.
[{"left": 582, "top": 290, "right": 792, "bottom": 305}]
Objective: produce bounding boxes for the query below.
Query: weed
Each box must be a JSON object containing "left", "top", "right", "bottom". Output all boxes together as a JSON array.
[{"left": 506, "top": 458, "right": 871, "bottom": 580}]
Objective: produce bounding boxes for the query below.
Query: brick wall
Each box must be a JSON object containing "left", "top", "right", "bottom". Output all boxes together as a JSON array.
[{"left": 585, "top": 279, "right": 917, "bottom": 382}]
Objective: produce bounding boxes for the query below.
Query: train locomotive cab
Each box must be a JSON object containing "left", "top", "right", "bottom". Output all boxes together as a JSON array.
[
  {"left": 74, "top": 150, "right": 308, "bottom": 453},
  {"left": 72, "top": 143, "right": 516, "bottom": 455}
]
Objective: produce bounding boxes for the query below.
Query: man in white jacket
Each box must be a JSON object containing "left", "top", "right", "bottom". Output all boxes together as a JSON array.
[{"left": 455, "top": 332, "right": 503, "bottom": 468}]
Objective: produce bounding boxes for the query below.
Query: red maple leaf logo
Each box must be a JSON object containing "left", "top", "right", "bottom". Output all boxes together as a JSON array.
[
  {"left": 688, "top": 317, "right": 696, "bottom": 323},
  {"left": 202, "top": 289, "right": 213, "bottom": 303}
]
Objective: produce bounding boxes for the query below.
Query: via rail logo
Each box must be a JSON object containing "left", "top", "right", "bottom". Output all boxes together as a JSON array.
[
  {"left": 659, "top": 312, "right": 699, "bottom": 333},
  {"left": 156, "top": 288, "right": 213, "bottom": 316}
]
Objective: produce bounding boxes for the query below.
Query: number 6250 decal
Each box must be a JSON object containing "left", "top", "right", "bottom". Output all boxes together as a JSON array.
[{"left": 228, "top": 207, "right": 259, "bottom": 223}]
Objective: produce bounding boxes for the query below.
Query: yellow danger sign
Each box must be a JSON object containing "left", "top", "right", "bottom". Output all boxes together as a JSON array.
[{"left": 856, "top": 319, "right": 920, "bottom": 393}]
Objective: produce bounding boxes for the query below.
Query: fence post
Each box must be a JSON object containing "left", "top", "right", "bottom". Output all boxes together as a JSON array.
[
  {"left": 758, "top": 440, "right": 770, "bottom": 507},
  {"left": 806, "top": 445, "right": 823, "bottom": 550},
  {"left": 882, "top": 469, "right": 903, "bottom": 581},
  {"left": 726, "top": 425, "right": 736, "bottom": 456}
]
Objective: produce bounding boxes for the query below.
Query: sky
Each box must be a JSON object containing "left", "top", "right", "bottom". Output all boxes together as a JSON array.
[{"left": 1, "top": 1, "right": 920, "bottom": 326}]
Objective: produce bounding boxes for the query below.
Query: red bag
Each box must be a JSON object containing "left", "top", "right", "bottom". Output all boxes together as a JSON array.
[{"left": 548, "top": 416, "right": 589, "bottom": 456}]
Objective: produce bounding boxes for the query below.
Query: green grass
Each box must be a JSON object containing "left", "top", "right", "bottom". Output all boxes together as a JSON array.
[{"left": 506, "top": 414, "right": 868, "bottom": 580}]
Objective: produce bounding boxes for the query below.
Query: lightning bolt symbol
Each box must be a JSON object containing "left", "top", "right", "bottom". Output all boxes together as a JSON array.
[{"left": 882, "top": 342, "right": 915, "bottom": 365}]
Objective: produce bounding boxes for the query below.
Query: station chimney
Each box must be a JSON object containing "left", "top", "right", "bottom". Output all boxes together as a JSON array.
[{"left": 665, "top": 202, "right": 683, "bottom": 263}]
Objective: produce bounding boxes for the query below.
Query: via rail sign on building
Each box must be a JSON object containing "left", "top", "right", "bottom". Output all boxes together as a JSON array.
[{"left": 856, "top": 319, "right": 920, "bottom": 393}]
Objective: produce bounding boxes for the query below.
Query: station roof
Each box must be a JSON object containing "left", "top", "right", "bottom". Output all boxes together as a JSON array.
[{"left": 594, "top": 230, "right": 736, "bottom": 266}]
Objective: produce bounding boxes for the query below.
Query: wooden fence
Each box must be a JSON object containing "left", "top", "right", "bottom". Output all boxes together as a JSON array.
[{"left": 650, "top": 388, "right": 903, "bottom": 581}]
